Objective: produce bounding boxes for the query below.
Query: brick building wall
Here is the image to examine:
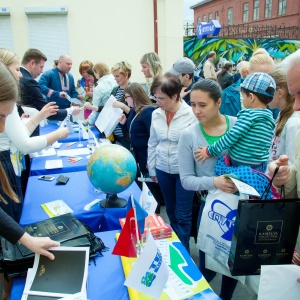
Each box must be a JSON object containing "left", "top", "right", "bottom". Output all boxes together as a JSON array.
[{"left": 192, "top": 0, "right": 300, "bottom": 27}]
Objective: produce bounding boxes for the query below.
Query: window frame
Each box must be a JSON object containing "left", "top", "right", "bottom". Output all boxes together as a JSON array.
[
  {"left": 253, "top": 0, "right": 260, "bottom": 20},
  {"left": 228, "top": 7, "right": 233, "bottom": 25},
  {"left": 265, "top": 0, "right": 272, "bottom": 18},
  {"left": 278, "top": 0, "right": 286, "bottom": 15},
  {"left": 243, "top": 3, "right": 249, "bottom": 23}
]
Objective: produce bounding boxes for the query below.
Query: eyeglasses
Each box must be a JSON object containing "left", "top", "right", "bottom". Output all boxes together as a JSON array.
[{"left": 154, "top": 96, "right": 166, "bottom": 102}]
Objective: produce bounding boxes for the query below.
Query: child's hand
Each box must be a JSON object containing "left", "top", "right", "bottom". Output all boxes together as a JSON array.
[
  {"left": 194, "top": 146, "right": 209, "bottom": 163},
  {"left": 292, "top": 252, "right": 300, "bottom": 266}
]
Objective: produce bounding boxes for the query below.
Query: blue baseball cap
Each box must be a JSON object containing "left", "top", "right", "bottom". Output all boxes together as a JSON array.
[{"left": 240, "top": 72, "right": 276, "bottom": 97}]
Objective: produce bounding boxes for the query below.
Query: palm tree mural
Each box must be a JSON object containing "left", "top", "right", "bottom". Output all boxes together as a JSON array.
[{"left": 184, "top": 37, "right": 300, "bottom": 66}]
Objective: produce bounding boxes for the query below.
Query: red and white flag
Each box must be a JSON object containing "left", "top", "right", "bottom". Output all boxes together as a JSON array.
[{"left": 112, "top": 208, "right": 140, "bottom": 258}]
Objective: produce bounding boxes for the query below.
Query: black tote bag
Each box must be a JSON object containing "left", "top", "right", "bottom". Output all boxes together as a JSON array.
[
  {"left": 228, "top": 198, "right": 300, "bottom": 276},
  {"left": 228, "top": 166, "right": 300, "bottom": 276}
]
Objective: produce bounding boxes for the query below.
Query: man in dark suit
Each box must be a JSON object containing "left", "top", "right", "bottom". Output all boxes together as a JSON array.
[{"left": 19, "top": 49, "right": 81, "bottom": 137}]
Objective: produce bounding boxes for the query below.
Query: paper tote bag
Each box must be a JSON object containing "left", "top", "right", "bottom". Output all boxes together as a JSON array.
[
  {"left": 197, "top": 189, "right": 245, "bottom": 268},
  {"left": 228, "top": 199, "right": 300, "bottom": 276}
]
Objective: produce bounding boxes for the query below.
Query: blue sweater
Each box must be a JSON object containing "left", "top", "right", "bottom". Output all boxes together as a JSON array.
[{"left": 38, "top": 68, "right": 78, "bottom": 109}]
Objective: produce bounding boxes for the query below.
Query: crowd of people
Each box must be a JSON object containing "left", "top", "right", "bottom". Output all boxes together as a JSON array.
[{"left": 0, "top": 46, "right": 300, "bottom": 299}]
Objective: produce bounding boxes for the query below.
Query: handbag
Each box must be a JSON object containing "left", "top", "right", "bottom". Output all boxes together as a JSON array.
[
  {"left": 197, "top": 189, "right": 247, "bottom": 268},
  {"left": 0, "top": 214, "right": 107, "bottom": 277},
  {"left": 228, "top": 168, "right": 300, "bottom": 276}
]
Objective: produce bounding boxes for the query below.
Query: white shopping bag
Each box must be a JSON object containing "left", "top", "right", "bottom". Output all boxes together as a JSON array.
[{"left": 197, "top": 189, "right": 248, "bottom": 269}]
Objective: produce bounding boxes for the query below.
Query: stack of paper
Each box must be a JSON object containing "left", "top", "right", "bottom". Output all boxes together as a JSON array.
[{"left": 21, "top": 247, "right": 89, "bottom": 300}]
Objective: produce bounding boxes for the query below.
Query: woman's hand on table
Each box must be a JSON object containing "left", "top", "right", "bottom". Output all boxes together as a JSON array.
[
  {"left": 268, "top": 155, "right": 290, "bottom": 187},
  {"left": 19, "top": 233, "right": 60, "bottom": 260},
  {"left": 213, "top": 176, "right": 238, "bottom": 194},
  {"left": 195, "top": 146, "right": 209, "bottom": 163}
]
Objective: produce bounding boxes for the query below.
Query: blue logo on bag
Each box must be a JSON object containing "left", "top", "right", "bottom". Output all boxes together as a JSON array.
[{"left": 208, "top": 199, "right": 237, "bottom": 241}]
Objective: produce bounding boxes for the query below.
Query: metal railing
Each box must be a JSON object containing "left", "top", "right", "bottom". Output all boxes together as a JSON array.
[{"left": 184, "top": 23, "right": 300, "bottom": 39}]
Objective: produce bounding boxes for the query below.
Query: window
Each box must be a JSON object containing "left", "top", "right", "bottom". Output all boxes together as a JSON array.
[
  {"left": 278, "top": 0, "right": 286, "bottom": 15},
  {"left": 197, "top": 17, "right": 201, "bottom": 23},
  {"left": 203, "top": 15, "right": 207, "bottom": 22},
  {"left": 253, "top": 0, "right": 260, "bottom": 20},
  {"left": 265, "top": 0, "right": 272, "bottom": 18},
  {"left": 27, "top": 14, "right": 69, "bottom": 71},
  {"left": 215, "top": 11, "right": 220, "bottom": 21},
  {"left": 0, "top": 16, "right": 13, "bottom": 50},
  {"left": 208, "top": 13, "right": 213, "bottom": 22},
  {"left": 228, "top": 8, "right": 233, "bottom": 25},
  {"left": 243, "top": 3, "right": 249, "bottom": 22}
]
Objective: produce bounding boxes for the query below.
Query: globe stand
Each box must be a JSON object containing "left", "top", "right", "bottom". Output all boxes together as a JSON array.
[{"left": 100, "top": 193, "right": 127, "bottom": 208}]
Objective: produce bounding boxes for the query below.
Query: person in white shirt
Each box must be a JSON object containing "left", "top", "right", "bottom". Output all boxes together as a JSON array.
[{"left": 203, "top": 51, "right": 216, "bottom": 79}]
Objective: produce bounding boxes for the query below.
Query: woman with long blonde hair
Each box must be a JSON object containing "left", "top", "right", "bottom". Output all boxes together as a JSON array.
[
  {"left": 269, "top": 65, "right": 300, "bottom": 165},
  {"left": 140, "top": 52, "right": 163, "bottom": 93}
]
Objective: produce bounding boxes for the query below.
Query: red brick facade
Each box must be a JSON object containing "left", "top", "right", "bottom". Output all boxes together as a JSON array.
[{"left": 192, "top": 0, "right": 300, "bottom": 27}]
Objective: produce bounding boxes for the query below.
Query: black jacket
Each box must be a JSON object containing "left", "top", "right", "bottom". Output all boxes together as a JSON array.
[{"left": 19, "top": 67, "right": 67, "bottom": 136}]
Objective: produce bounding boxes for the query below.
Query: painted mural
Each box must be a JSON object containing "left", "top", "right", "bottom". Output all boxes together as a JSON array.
[{"left": 184, "top": 37, "right": 300, "bottom": 66}]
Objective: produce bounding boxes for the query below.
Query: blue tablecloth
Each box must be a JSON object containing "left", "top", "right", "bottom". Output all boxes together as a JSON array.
[
  {"left": 10, "top": 230, "right": 129, "bottom": 300},
  {"left": 21, "top": 171, "right": 141, "bottom": 232},
  {"left": 40, "top": 123, "right": 101, "bottom": 143},
  {"left": 30, "top": 141, "right": 89, "bottom": 176}
]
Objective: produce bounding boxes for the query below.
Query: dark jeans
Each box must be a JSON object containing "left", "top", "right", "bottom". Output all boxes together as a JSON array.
[
  {"left": 156, "top": 168, "right": 194, "bottom": 252},
  {"left": 198, "top": 201, "right": 238, "bottom": 300}
]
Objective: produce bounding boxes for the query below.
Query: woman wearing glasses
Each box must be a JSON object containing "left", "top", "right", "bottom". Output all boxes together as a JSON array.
[{"left": 147, "top": 75, "right": 197, "bottom": 252}]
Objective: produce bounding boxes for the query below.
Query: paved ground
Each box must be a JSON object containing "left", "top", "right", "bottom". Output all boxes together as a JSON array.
[{"left": 159, "top": 205, "right": 257, "bottom": 300}]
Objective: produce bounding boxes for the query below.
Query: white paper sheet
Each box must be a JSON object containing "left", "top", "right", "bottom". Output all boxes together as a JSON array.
[
  {"left": 95, "top": 95, "right": 123, "bottom": 137},
  {"left": 258, "top": 265, "right": 300, "bottom": 300},
  {"left": 21, "top": 106, "right": 39, "bottom": 118},
  {"left": 45, "top": 159, "right": 63, "bottom": 169},
  {"left": 52, "top": 141, "right": 63, "bottom": 149},
  {"left": 57, "top": 148, "right": 89, "bottom": 157},
  {"left": 38, "top": 148, "right": 57, "bottom": 157},
  {"left": 76, "top": 86, "right": 86, "bottom": 98},
  {"left": 23, "top": 247, "right": 89, "bottom": 298},
  {"left": 66, "top": 95, "right": 82, "bottom": 105}
]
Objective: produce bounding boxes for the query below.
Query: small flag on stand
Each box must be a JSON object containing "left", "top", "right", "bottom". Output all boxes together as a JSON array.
[
  {"left": 124, "top": 233, "right": 169, "bottom": 299},
  {"left": 88, "top": 128, "right": 99, "bottom": 148},
  {"left": 78, "top": 121, "right": 89, "bottom": 139},
  {"left": 112, "top": 208, "right": 141, "bottom": 258},
  {"left": 127, "top": 195, "right": 148, "bottom": 234},
  {"left": 140, "top": 182, "right": 157, "bottom": 216},
  {"left": 60, "top": 114, "right": 74, "bottom": 133}
]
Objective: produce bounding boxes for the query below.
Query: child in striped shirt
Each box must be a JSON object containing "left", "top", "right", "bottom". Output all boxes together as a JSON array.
[{"left": 197, "top": 72, "right": 276, "bottom": 172}]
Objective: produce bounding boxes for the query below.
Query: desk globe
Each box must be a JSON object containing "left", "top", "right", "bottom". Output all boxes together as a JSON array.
[{"left": 87, "top": 144, "right": 137, "bottom": 208}]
